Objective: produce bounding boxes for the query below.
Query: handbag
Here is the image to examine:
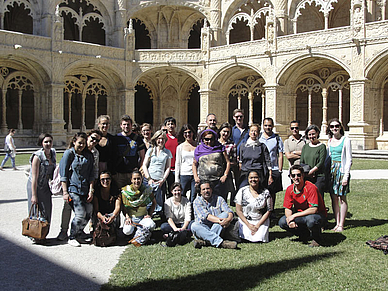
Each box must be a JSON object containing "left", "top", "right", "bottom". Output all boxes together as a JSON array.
[
  {"left": 22, "top": 204, "right": 49, "bottom": 240},
  {"left": 93, "top": 219, "right": 117, "bottom": 247},
  {"left": 166, "top": 230, "right": 191, "bottom": 247}
]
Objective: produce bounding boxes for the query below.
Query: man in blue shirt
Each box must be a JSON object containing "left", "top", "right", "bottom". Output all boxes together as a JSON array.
[
  {"left": 259, "top": 117, "right": 284, "bottom": 205},
  {"left": 191, "top": 181, "right": 237, "bottom": 249}
]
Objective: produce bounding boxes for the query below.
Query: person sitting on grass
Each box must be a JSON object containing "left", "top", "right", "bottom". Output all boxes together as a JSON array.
[
  {"left": 191, "top": 181, "right": 237, "bottom": 249},
  {"left": 278, "top": 165, "right": 327, "bottom": 247}
]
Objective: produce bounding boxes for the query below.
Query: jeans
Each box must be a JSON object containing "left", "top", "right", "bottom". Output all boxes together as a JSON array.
[
  {"left": 69, "top": 193, "right": 93, "bottom": 240},
  {"left": 123, "top": 216, "right": 156, "bottom": 235},
  {"left": 1, "top": 152, "right": 15, "bottom": 168},
  {"left": 150, "top": 182, "right": 166, "bottom": 213},
  {"left": 161, "top": 221, "right": 193, "bottom": 234},
  {"left": 211, "top": 179, "right": 227, "bottom": 202},
  {"left": 180, "top": 175, "right": 196, "bottom": 202},
  {"left": 191, "top": 212, "right": 228, "bottom": 247},
  {"left": 279, "top": 213, "right": 325, "bottom": 242}
]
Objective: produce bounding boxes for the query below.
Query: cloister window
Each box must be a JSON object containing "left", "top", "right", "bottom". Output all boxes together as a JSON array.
[{"left": 3, "top": 1, "right": 33, "bottom": 34}]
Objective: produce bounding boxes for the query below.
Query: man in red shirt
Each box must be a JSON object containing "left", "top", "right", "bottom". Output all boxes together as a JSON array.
[
  {"left": 164, "top": 117, "right": 178, "bottom": 197},
  {"left": 279, "top": 164, "right": 327, "bottom": 247}
]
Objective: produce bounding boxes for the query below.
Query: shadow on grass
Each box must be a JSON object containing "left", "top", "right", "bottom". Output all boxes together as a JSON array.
[
  {"left": 345, "top": 218, "right": 388, "bottom": 229},
  {"left": 102, "top": 251, "right": 340, "bottom": 291}
]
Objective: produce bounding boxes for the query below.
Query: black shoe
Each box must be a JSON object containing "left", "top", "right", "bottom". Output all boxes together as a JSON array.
[
  {"left": 194, "top": 239, "right": 207, "bottom": 249},
  {"left": 220, "top": 240, "right": 237, "bottom": 249}
]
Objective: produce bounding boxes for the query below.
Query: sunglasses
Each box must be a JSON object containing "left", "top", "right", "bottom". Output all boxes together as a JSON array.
[
  {"left": 234, "top": 115, "right": 243, "bottom": 119},
  {"left": 91, "top": 136, "right": 100, "bottom": 143},
  {"left": 290, "top": 173, "right": 302, "bottom": 178},
  {"left": 330, "top": 124, "right": 340, "bottom": 129},
  {"left": 183, "top": 131, "right": 192, "bottom": 135},
  {"left": 290, "top": 127, "right": 299, "bottom": 130},
  {"left": 101, "top": 178, "right": 111, "bottom": 182},
  {"left": 203, "top": 137, "right": 213, "bottom": 141}
]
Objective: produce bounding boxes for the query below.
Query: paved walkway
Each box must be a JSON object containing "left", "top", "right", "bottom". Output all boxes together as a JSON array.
[{"left": 0, "top": 165, "right": 387, "bottom": 291}]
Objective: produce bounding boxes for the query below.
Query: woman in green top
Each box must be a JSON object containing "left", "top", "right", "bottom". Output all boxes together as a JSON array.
[
  {"left": 122, "top": 170, "right": 157, "bottom": 244},
  {"left": 300, "top": 124, "right": 327, "bottom": 198}
]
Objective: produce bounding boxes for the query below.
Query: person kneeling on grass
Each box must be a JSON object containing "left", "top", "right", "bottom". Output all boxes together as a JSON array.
[
  {"left": 191, "top": 181, "right": 237, "bottom": 249},
  {"left": 278, "top": 165, "right": 327, "bottom": 247}
]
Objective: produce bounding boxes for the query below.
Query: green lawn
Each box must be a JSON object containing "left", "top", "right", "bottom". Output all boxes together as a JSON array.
[{"left": 102, "top": 179, "right": 388, "bottom": 291}]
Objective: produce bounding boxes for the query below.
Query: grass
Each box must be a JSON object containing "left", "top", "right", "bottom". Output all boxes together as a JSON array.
[
  {"left": 0, "top": 153, "right": 63, "bottom": 168},
  {"left": 102, "top": 179, "right": 388, "bottom": 291}
]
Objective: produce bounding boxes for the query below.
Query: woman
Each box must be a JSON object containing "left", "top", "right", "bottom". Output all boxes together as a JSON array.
[
  {"left": 193, "top": 129, "right": 231, "bottom": 200},
  {"left": 161, "top": 183, "right": 192, "bottom": 235},
  {"left": 95, "top": 115, "right": 114, "bottom": 173},
  {"left": 235, "top": 170, "right": 273, "bottom": 242},
  {"left": 300, "top": 124, "right": 327, "bottom": 198},
  {"left": 26, "top": 133, "right": 56, "bottom": 243},
  {"left": 93, "top": 171, "right": 121, "bottom": 229},
  {"left": 141, "top": 123, "right": 152, "bottom": 150},
  {"left": 59, "top": 132, "right": 94, "bottom": 247},
  {"left": 326, "top": 118, "right": 352, "bottom": 232},
  {"left": 238, "top": 124, "right": 271, "bottom": 189},
  {"left": 142, "top": 130, "right": 172, "bottom": 214},
  {"left": 218, "top": 122, "right": 237, "bottom": 205},
  {"left": 122, "top": 170, "right": 157, "bottom": 245},
  {"left": 175, "top": 124, "right": 197, "bottom": 202}
]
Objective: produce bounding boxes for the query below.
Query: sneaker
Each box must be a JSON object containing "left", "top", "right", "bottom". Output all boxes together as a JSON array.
[
  {"left": 68, "top": 239, "right": 81, "bottom": 247},
  {"left": 220, "top": 240, "right": 238, "bottom": 249},
  {"left": 309, "top": 240, "right": 321, "bottom": 248},
  {"left": 194, "top": 239, "right": 207, "bottom": 249},
  {"left": 57, "top": 230, "right": 68, "bottom": 241}
]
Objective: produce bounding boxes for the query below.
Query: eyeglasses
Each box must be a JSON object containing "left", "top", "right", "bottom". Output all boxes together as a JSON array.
[
  {"left": 203, "top": 138, "right": 213, "bottom": 141},
  {"left": 101, "top": 178, "right": 111, "bottom": 182},
  {"left": 330, "top": 124, "right": 340, "bottom": 129},
  {"left": 234, "top": 115, "right": 243, "bottom": 119},
  {"left": 183, "top": 131, "right": 192, "bottom": 135},
  {"left": 91, "top": 136, "right": 100, "bottom": 143},
  {"left": 290, "top": 173, "right": 302, "bottom": 178},
  {"left": 290, "top": 127, "right": 299, "bottom": 130}
]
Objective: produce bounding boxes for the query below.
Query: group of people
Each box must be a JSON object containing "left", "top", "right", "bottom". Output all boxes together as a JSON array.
[{"left": 23, "top": 109, "right": 352, "bottom": 248}]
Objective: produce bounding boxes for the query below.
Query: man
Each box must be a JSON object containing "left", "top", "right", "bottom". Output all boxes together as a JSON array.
[
  {"left": 284, "top": 120, "right": 306, "bottom": 166},
  {"left": 113, "top": 115, "right": 145, "bottom": 188},
  {"left": 196, "top": 113, "right": 218, "bottom": 143},
  {"left": 279, "top": 165, "right": 327, "bottom": 247},
  {"left": 259, "top": 118, "right": 284, "bottom": 203},
  {"left": 1, "top": 128, "right": 17, "bottom": 170},
  {"left": 231, "top": 109, "right": 249, "bottom": 152},
  {"left": 164, "top": 117, "right": 178, "bottom": 197},
  {"left": 191, "top": 181, "right": 237, "bottom": 249}
]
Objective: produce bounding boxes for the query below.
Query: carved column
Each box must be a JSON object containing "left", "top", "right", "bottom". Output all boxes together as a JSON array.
[
  {"left": 81, "top": 95, "right": 86, "bottom": 132},
  {"left": 379, "top": 86, "right": 384, "bottom": 136},
  {"left": 262, "top": 93, "right": 266, "bottom": 121},
  {"left": 48, "top": 83, "right": 66, "bottom": 146},
  {"left": 237, "top": 96, "right": 241, "bottom": 109},
  {"left": 17, "top": 90, "right": 23, "bottom": 133},
  {"left": 1, "top": 89, "right": 8, "bottom": 134},
  {"left": 210, "top": 0, "right": 222, "bottom": 45},
  {"left": 0, "top": 13, "right": 4, "bottom": 30},
  {"left": 264, "top": 85, "right": 277, "bottom": 121},
  {"left": 339, "top": 88, "right": 343, "bottom": 123},
  {"left": 115, "top": 0, "right": 127, "bottom": 48},
  {"left": 94, "top": 94, "right": 98, "bottom": 124},
  {"left": 67, "top": 92, "right": 72, "bottom": 133},
  {"left": 248, "top": 92, "right": 254, "bottom": 126},
  {"left": 308, "top": 89, "right": 312, "bottom": 126},
  {"left": 321, "top": 88, "right": 328, "bottom": 134},
  {"left": 292, "top": 19, "right": 297, "bottom": 34},
  {"left": 124, "top": 19, "right": 135, "bottom": 61},
  {"left": 274, "top": 0, "right": 287, "bottom": 35},
  {"left": 123, "top": 88, "right": 135, "bottom": 120},
  {"left": 324, "top": 12, "right": 329, "bottom": 30},
  {"left": 198, "top": 89, "right": 212, "bottom": 130}
]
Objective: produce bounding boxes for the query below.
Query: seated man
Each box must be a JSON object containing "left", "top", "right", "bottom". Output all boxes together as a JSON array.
[
  {"left": 191, "top": 181, "right": 237, "bottom": 249},
  {"left": 279, "top": 165, "right": 327, "bottom": 247}
]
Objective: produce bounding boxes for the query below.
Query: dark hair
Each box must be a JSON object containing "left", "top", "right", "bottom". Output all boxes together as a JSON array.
[
  {"left": 132, "top": 122, "right": 141, "bottom": 135},
  {"left": 68, "top": 132, "right": 87, "bottom": 148},
  {"left": 164, "top": 117, "right": 176, "bottom": 126},
  {"left": 98, "top": 171, "right": 119, "bottom": 200},
  {"left": 178, "top": 123, "right": 197, "bottom": 144},
  {"left": 9, "top": 128, "right": 15, "bottom": 133},
  {"left": 37, "top": 133, "right": 53, "bottom": 146},
  {"left": 263, "top": 117, "right": 274, "bottom": 125},
  {"left": 206, "top": 113, "right": 217, "bottom": 121},
  {"left": 305, "top": 124, "right": 320, "bottom": 138},
  {"left": 218, "top": 122, "right": 232, "bottom": 139},
  {"left": 290, "top": 120, "right": 300, "bottom": 126},
  {"left": 326, "top": 118, "right": 345, "bottom": 138},
  {"left": 131, "top": 169, "right": 143, "bottom": 179},
  {"left": 170, "top": 182, "right": 182, "bottom": 192},
  {"left": 121, "top": 114, "right": 133, "bottom": 124},
  {"left": 233, "top": 108, "right": 244, "bottom": 116},
  {"left": 87, "top": 129, "right": 103, "bottom": 137},
  {"left": 289, "top": 164, "right": 304, "bottom": 177},
  {"left": 199, "top": 180, "right": 211, "bottom": 188}
]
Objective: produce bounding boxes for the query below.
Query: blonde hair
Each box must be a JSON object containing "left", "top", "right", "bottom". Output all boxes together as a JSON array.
[{"left": 150, "top": 130, "right": 167, "bottom": 154}]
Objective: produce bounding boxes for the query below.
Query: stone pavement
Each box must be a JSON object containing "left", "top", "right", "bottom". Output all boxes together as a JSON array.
[{"left": 0, "top": 165, "right": 387, "bottom": 291}]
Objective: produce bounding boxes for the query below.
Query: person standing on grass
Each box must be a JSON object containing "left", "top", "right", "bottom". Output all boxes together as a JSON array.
[
  {"left": 279, "top": 165, "right": 327, "bottom": 247},
  {"left": 284, "top": 120, "right": 306, "bottom": 167},
  {"left": 1, "top": 129, "right": 17, "bottom": 170},
  {"left": 191, "top": 181, "right": 237, "bottom": 249},
  {"left": 164, "top": 117, "right": 178, "bottom": 198},
  {"left": 327, "top": 118, "right": 352, "bottom": 233}
]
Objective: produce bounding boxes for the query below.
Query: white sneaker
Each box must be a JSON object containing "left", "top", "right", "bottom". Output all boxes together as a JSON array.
[{"left": 68, "top": 239, "right": 81, "bottom": 247}]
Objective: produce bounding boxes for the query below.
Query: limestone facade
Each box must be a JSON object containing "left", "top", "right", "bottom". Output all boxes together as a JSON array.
[{"left": 1, "top": 0, "right": 388, "bottom": 149}]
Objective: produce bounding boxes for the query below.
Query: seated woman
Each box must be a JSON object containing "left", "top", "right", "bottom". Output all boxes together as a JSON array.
[
  {"left": 121, "top": 170, "right": 157, "bottom": 246},
  {"left": 235, "top": 170, "right": 273, "bottom": 242},
  {"left": 161, "top": 182, "right": 192, "bottom": 235},
  {"left": 93, "top": 171, "right": 121, "bottom": 229}
]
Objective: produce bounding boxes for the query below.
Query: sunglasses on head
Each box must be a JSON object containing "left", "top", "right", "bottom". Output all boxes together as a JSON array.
[
  {"left": 290, "top": 173, "right": 302, "bottom": 178},
  {"left": 330, "top": 124, "right": 340, "bottom": 129},
  {"left": 291, "top": 127, "right": 299, "bottom": 130}
]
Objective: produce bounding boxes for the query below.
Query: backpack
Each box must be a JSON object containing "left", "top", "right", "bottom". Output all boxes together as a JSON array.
[
  {"left": 165, "top": 230, "right": 191, "bottom": 247},
  {"left": 49, "top": 165, "right": 62, "bottom": 195},
  {"left": 93, "top": 220, "right": 117, "bottom": 247}
]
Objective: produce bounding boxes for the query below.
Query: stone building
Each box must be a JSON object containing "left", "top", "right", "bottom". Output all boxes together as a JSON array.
[{"left": 1, "top": 0, "right": 388, "bottom": 149}]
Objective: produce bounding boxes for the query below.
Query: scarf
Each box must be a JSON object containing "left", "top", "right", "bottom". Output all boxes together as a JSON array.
[
  {"left": 121, "top": 184, "right": 153, "bottom": 209},
  {"left": 194, "top": 129, "right": 225, "bottom": 162},
  {"left": 245, "top": 137, "right": 261, "bottom": 149}
]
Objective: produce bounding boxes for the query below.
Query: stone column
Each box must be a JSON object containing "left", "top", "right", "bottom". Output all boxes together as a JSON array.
[
  {"left": 67, "top": 92, "right": 72, "bottom": 133},
  {"left": 210, "top": 0, "right": 222, "bottom": 45},
  {"left": 264, "top": 85, "right": 277, "bottom": 121},
  {"left": 0, "top": 13, "right": 4, "bottom": 30},
  {"left": 48, "top": 83, "right": 67, "bottom": 146},
  {"left": 17, "top": 90, "right": 23, "bottom": 133},
  {"left": 321, "top": 88, "right": 328, "bottom": 134},
  {"left": 274, "top": 0, "right": 287, "bottom": 36},
  {"left": 324, "top": 12, "right": 329, "bottom": 30},
  {"left": 81, "top": 95, "right": 86, "bottom": 132},
  {"left": 115, "top": 0, "right": 127, "bottom": 48},
  {"left": 123, "top": 88, "right": 135, "bottom": 119},
  {"left": 339, "top": 88, "right": 343, "bottom": 123},
  {"left": 94, "top": 94, "right": 98, "bottom": 125},
  {"left": 308, "top": 89, "right": 312, "bottom": 126},
  {"left": 1, "top": 89, "right": 8, "bottom": 134},
  {"left": 248, "top": 92, "right": 254, "bottom": 126},
  {"left": 198, "top": 89, "right": 212, "bottom": 130},
  {"left": 262, "top": 93, "right": 266, "bottom": 121}
]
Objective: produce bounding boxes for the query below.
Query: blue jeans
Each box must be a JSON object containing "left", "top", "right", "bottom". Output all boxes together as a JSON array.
[
  {"left": 150, "top": 182, "right": 166, "bottom": 213},
  {"left": 1, "top": 152, "right": 15, "bottom": 168},
  {"left": 211, "top": 179, "right": 227, "bottom": 201},
  {"left": 279, "top": 213, "right": 325, "bottom": 242},
  {"left": 191, "top": 212, "right": 228, "bottom": 247},
  {"left": 69, "top": 193, "right": 93, "bottom": 240},
  {"left": 161, "top": 221, "right": 193, "bottom": 234},
  {"left": 180, "top": 175, "right": 196, "bottom": 202}
]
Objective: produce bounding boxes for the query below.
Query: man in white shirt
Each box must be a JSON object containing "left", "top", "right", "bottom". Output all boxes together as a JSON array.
[{"left": 1, "top": 129, "right": 17, "bottom": 170}]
